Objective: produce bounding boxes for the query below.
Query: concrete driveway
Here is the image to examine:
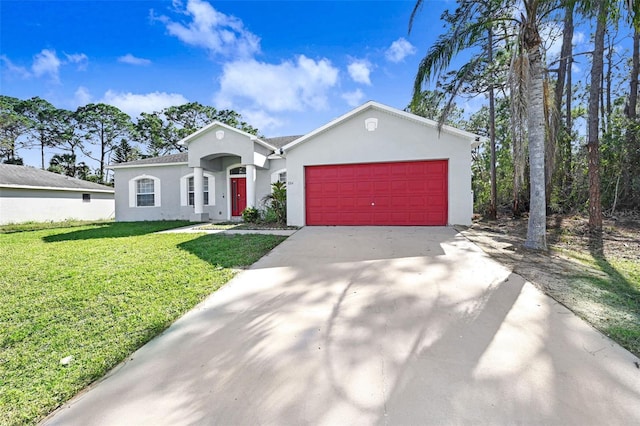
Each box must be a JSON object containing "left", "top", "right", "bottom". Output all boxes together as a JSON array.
[{"left": 45, "top": 227, "right": 640, "bottom": 425}]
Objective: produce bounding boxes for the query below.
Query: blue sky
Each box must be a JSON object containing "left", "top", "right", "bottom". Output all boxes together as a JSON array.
[{"left": 1, "top": 0, "right": 452, "bottom": 148}]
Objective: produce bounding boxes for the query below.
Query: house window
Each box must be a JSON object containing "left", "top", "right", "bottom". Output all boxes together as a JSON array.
[
  {"left": 180, "top": 173, "right": 215, "bottom": 207},
  {"left": 188, "top": 176, "right": 209, "bottom": 206},
  {"left": 128, "top": 175, "right": 161, "bottom": 208},
  {"left": 136, "top": 178, "right": 155, "bottom": 206},
  {"left": 82, "top": 193, "right": 91, "bottom": 202},
  {"left": 278, "top": 172, "right": 287, "bottom": 184},
  {"left": 230, "top": 166, "right": 246, "bottom": 175}
]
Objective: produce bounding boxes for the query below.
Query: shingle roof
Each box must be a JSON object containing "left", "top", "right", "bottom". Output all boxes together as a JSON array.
[
  {"left": 0, "top": 164, "right": 114, "bottom": 192},
  {"left": 111, "top": 136, "right": 302, "bottom": 167},
  {"left": 110, "top": 153, "right": 188, "bottom": 167},
  {"left": 263, "top": 135, "right": 303, "bottom": 148}
]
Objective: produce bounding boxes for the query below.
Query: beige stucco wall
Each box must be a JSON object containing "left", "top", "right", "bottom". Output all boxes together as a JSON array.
[
  {"left": 284, "top": 108, "right": 474, "bottom": 226},
  {"left": 0, "top": 187, "right": 115, "bottom": 224}
]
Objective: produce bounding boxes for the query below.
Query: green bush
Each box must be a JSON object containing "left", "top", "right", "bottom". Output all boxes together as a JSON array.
[
  {"left": 262, "top": 207, "right": 278, "bottom": 223},
  {"left": 261, "top": 181, "right": 287, "bottom": 224},
  {"left": 242, "top": 206, "right": 260, "bottom": 223}
]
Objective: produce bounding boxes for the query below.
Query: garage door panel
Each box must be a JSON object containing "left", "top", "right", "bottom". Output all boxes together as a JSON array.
[{"left": 305, "top": 160, "right": 448, "bottom": 225}]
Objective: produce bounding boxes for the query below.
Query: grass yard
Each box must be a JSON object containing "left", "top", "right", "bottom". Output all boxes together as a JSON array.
[
  {"left": 564, "top": 250, "right": 640, "bottom": 356},
  {"left": 0, "top": 221, "right": 286, "bottom": 425}
]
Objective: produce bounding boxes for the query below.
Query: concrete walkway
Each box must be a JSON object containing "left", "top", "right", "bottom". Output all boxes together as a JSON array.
[
  {"left": 157, "top": 223, "right": 298, "bottom": 236},
  {"left": 44, "top": 227, "right": 640, "bottom": 425}
]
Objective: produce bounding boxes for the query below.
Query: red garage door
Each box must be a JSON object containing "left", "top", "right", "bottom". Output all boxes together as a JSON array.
[{"left": 305, "top": 160, "right": 448, "bottom": 225}]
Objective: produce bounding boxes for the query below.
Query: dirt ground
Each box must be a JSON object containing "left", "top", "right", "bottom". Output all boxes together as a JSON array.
[{"left": 455, "top": 213, "right": 640, "bottom": 355}]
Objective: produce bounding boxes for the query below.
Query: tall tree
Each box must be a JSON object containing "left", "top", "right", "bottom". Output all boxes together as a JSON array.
[
  {"left": 552, "top": 3, "right": 575, "bottom": 201},
  {"left": 48, "top": 153, "right": 79, "bottom": 177},
  {"left": 586, "top": 0, "right": 608, "bottom": 233},
  {"left": 0, "top": 95, "right": 29, "bottom": 164},
  {"left": 76, "top": 103, "right": 133, "bottom": 182},
  {"left": 410, "top": 0, "right": 506, "bottom": 219},
  {"left": 136, "top": 102, "right": 259, "bottom": 155},
  {"left": 15, "top": 97, "right": 60, "bottom": 169},
  {"left": 518, "top": 0, "right": 548, "bottom": 250},
  {"left": 136, "top": 112, "right": 174, "bottom": 156},
  {"left": 625, "top": 24, "right": 639, "bottom": 205},
  {"left": 406, "top": 89, "right": 464, "bottom": 126},
  {"left": 112, "top": 139, "right": 142, "bottom": 164}
]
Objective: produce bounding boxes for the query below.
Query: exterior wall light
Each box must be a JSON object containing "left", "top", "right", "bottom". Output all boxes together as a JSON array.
[
  {"left": 364, "top": 118, "right": 378, "bottom": 132},
  {"left": 215, "top": 130, "right": 225, "bottom": 140}
]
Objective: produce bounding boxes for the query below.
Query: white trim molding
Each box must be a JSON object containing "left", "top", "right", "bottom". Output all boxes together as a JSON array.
[
  {"left": 128, "top": 174, "right": 161, "bottom": 208},
  {"left": 180, "top": 172, "right": 215, "bottom": 206},
  {"left": 270, "top": 168, "right": 287, "bottom": 185}
]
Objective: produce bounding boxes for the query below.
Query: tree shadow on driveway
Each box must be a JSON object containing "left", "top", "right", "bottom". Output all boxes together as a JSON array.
[{"left": 44, "top": 226, "right": 640, "bottom": 425}]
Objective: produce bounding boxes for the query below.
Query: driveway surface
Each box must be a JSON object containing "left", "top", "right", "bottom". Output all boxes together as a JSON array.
[{"left": 45, "top": 227, "right": 640, "bottom": 425}]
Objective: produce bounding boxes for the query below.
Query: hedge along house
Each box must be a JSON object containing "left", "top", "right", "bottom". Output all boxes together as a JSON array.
[
  {"left": 0, "top": 164, "right": 115, "bottom": 225},
  {"left": 111, "top": 101, "right": 481, "bottom": 226}
]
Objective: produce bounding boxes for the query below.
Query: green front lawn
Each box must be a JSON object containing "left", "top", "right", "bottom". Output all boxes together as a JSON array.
[
  {"left": 565, "top": 251, "right": 640, "bottom": 356},
  {"left": 0, "top": 221, "right": 286, "bottom": 425}
]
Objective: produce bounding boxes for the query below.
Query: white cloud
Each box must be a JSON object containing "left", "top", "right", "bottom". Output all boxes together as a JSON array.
[
  {"left": 0, "top": 55, "right": 31, "bottom": 78},
  {"left": 32, "top": 49, "right": 62, "bottom": 81},
  {"left": 74, "top": 86, "right": 92, "bottom": 106},
  {"left": 240, "top": 109, "right": 284, "bottom": 133},
  {"left": 118, "top": 54, "right": 152, "bottom": 66},
  {"left": 158, "top": 0, "right": 260, "bottom": 58},
  {"left": 341, "top": 89, "right": 365, "bottom": 107},
  {"left": 347, "top": 59, "right": 372, "bottom": 85},
  {"left": 385, "top": 38, "right": 416, "bottom": 63},
  {"left": 573, "top": 31, "right": 585, "bottom": 46},
  {"left": 100, "top": 90, "right": 189, "bottom": 118},
  {"left": 65, "top": 53, "right": 88, "bottom": 70},
  {"left": 216, "top": 55, "right": 339, "bottom": 112}
]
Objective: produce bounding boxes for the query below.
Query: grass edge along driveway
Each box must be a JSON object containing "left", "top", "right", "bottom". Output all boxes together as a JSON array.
[{"left": 0, "top": 221, "right": 287, "bottom": 425}]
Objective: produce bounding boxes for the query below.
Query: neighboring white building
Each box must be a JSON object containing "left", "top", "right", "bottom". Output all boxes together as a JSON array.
[
  {"left": 111, "top": 101, "right": 481, "bottom": 227},
  {"left": 0, "top": 164, "right": 115, "bottom": 225}
]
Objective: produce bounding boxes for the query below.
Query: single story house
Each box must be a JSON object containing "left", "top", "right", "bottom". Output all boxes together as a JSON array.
[
  {"left": 111, "top": 101, "right": 481, "bottom": 226},
  {"left": 0, "top": 164, "right": 115, "bottom": 225}
]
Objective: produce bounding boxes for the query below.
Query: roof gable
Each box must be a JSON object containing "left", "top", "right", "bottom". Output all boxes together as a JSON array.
[
  {"left": 177, "top": 121, "right": 277, "bottom": 151},
  {"left": 282, "top": 101, "right": 482, "bottom": 151}
]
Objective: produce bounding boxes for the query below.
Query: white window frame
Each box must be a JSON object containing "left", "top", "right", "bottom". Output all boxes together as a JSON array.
[
  {"left": 129, "top": 175, "right": 161, "bottom": 208},
  {"left": 270, "top": 168, "right": 287, "bottom": 186},
  {"left": 180, "top": 172, "right": 215, "bottom": 207}
]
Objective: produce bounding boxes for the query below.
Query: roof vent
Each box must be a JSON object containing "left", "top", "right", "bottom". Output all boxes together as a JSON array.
[{"left": 364, "top": 118, "right": 378, "bottom": 132}]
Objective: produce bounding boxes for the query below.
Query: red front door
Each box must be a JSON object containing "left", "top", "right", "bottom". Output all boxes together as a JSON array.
[{"left": 231, "top": 177, "right": 247, "bottom": 216}]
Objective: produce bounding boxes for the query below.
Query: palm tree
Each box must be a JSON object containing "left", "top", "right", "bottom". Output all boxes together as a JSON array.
[
  {"left": 410, "top": 0, "right": 548, "bottom": 249},
  {"left": 518, "top": 0, "right": 548, "bottom": 250}
]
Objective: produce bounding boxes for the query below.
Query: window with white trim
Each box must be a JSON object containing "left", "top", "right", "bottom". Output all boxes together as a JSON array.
[
  {"left": 180, "top": 173, "right": 215, "bottom": 206},
  {"left": 270, "top": 168, "right": 287, "bottom": 186},
  {"left": 136, "top": 178, "right": 155, "bottom": 207},
  {"left": 128, "top": 175, "right": 161, "bottom": 208},
  {"left": 188, "top": 176, "right": 209, "bottom": 206}
]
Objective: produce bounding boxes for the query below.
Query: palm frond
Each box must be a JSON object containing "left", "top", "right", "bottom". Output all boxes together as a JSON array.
[
  {"left": 412, "top": 18, "right": 487, "bottom": 102},
  {"left": 408, "top": 0, "right": 425, "bottom": 34},
  {"left": 509, "top": 50, "right": 530, "bottom": 190}
]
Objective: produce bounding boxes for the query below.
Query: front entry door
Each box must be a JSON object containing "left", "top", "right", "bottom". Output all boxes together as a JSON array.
[{"left": 231, "top": 177, "right": 247, "bottom": 216}]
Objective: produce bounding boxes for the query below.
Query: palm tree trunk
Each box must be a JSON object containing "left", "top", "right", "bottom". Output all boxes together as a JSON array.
[
  {"left": 588, "top": 0, "right": 606, "bottom": 233},
  {"left": 626, "top": 27, "right": 639, "bottom": 206},
  {"left": 488, "top": 27, "right": 497, "bottom": 220},
  {"left": 555, "top": 3, "right": 574, "bottom": 200},
  {"left": 524, "top": 45, "right": 548, "bottom": 250}
]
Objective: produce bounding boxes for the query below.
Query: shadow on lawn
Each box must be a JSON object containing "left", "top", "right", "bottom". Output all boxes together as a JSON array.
[{"left": 42, "top": 221, "right": 192, "bottom": 242}]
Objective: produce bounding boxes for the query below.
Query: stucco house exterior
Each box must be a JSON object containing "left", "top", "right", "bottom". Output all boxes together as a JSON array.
[
  {"left": 111, "top": 101, "right": 481, "bottom": 227},
  {"left": 0, "top": 164, "right": 115, "bottom": 224}
]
